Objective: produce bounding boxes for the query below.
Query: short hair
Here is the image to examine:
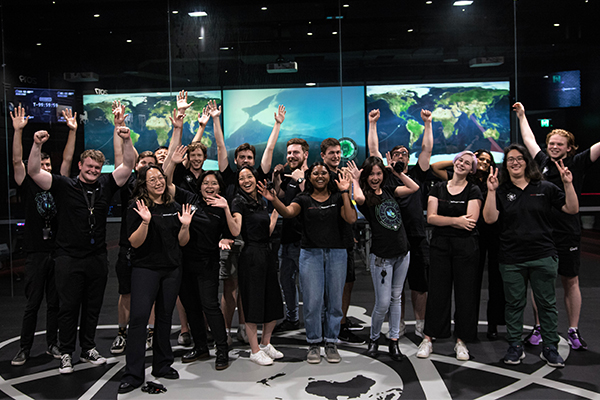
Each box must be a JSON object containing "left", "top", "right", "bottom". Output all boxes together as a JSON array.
[
  {"left": 154, "top": 145, "right": 168, "bottom": 153},
  {"left": 80, "top": 149, "right": 105, "bottom": 165},
  {"left": 453, "top": 150, "right": 478, "bottom": 174},
  {"left": 41, "top": 152, "right": 51, "bottom": 161},
  {"left": 391, "top": 145, "right": 410, "bottom": 157},
  {"left": 287, "top": 138, "right": 309, "bottom": 153},
  {"left": 235, "top": 143, "right": 256, "bottom": 159},
  {"left": 137, "top": 151, "right": 157, "bottom": 164},
  {"left": 320, "top": 138, "right": 340, "bottom": 154},
  {"left": 188, "top": 141, "right": 208, "bottom": 158},
  {"left": 200, "top": 170, "right": 226, "bottom": 195},
  {"left": 499, "top": 144, "right": 543, "bottom": 185},
  {"left": 546, "top": 129, "right": 578, "bottom": 157}
]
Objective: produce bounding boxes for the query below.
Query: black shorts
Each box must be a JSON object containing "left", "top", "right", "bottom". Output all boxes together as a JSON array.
[
  {"left": 115, "top": 246, "right": 132, "bottom": 295},
  {"left": 219, "top": 239, "right": 243, "bottom": 281},
  {"left": 345, "top": 246, "right": 356, "bottom": 283},
  {"left": 554, "top": 234, "right": 581, "bottom": 277},
  {"left": 406, "top": 236, "right": 429, "bottom": 292}
]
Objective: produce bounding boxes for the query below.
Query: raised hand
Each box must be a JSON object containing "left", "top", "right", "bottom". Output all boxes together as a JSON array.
[
  {"left": 172, "top": 145, "right": 188, "bottom": 164},
  {"left": 33, "top": 130, "right": 50, "bottom": 145},
  {"left": 112, "top": 101, "right": 128, "bottom": 126},
  {"left": 555, "top": 159, "right": 573, "bottom": 184},
  {"left": 177, "top": 90, "right": 194, "bottom": 112},
  {"left": 178, "top": 203, "right": 196, "bottom": 226},
  {"left": 116, "top": 126, "right": 131, "bottom": 141},
  {"left": 169, "top": 108, "right": 185, "bottom": 130},
  {"left": 198, "top": 105, "right": 210, "bottom": 127},
  {"left": 284, "top": 167, "right": 305, "bottom": 182},
  {"left": 385, "top": 151, "right": 394, "bottom": 170},
  {"left": 257, "top": 180, "right": 276, "bottom": 201},
  {"left": 487, "top": 166, "right": 499, "bottom": 192},
  {"left": 346, "top": 160, "right": 362, "bottom": 181},
  {"left": 512, "top": 102, "right": 525, "bottom": 119},
  {"left": 62, "top": 108, "right": 78, "bottom": 130},
  {"left": 274, "top": 105, "right": 286, "bottom": 124},
  {"left": 10, "top": 104, "right": 29, "bottom": 130},
  {"left": 207, "top": 99, "right": 221, "bottom": 119},
  {"left": 273, "top": 164, "right": 285, "bottom": 178},
  {"left": 368, "top": 109, "right": 380, "bottom": 123},
  {"left": 421, "top": 109, "right": 432, "bottom": 123},
  {"left": 456, "top": 214, "right": 477, "bottom": 231},
  {"left": 205, "top": 194, "right": 229, "bottom": 209},
  {"left": 335, "top": 170, "right": 352, "bottom": 192},
  {"left": 219, "top": 238, "right": 234, "bottom": 250},
  {"left": 133, "top": 199, "right": 152, "bottom": 224}
]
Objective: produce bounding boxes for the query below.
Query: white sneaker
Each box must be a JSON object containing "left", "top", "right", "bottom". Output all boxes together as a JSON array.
[
  {"left": 415, "top": 320, "right": 425, "bottom": 338},
  {"left": 227, "top": 334, "right": 233, "bottom": 347},
  {"left": 455, "top": 340, "right": 469, "bottom": 361},
  {"left": 398, "top": 320, "right": 406, "bottom": 337},
  {"left": 249, "top": 350, "right": 273, "bottom": 366},
  {"left": 237, "top": 324, "right": 249, "bottom": 344},
  {"left": 416, "top": 338, "right": 432, "bottom": 358},
  {"left": 261, "top": 343, "right": 283, "bottom": 360}
]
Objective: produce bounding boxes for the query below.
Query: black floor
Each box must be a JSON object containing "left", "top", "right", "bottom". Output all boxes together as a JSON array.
[{"left": 1, "top": 223, "right": 599, "bottom": 399}]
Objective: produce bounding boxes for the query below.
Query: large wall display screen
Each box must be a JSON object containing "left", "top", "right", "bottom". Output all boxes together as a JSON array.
[
  {"left": 223, "top": 87, "right": 365, "bottom": 168},
  {"left": 366, "top": 82, "right": 511, "bottom": 164},
  {"left": 14, "top": 87, "right": 75, "bottom": 124},
  {"left": 83, "top": 91, "right": 221, "bottom": 172}
]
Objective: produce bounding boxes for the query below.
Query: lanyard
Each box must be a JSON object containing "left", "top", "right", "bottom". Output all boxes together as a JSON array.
[{"left": 79, "top": 180, "right": 98, "bottom": 244}]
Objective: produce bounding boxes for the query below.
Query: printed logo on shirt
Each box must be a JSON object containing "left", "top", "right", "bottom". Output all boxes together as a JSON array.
[
  {"left": 376, "top": 199, "right": 402, "bottom": 231},
  {"left": 308, "top": 204, "right": 337, "bottom": 211},
  {"left": 449, "top": 200, "right": 466, "bottom": 204},
  {"left": 530, "top": 194, "right": 545, "bottom": 197},
  {"left": 506, "top": 193, "right": 517, "bottom": 202},
  {"left": 570, "top": 247, "right": 578, "bottom": 252},
  {"left": 542, "top": 166, "right": 549, "bottom": 175}
]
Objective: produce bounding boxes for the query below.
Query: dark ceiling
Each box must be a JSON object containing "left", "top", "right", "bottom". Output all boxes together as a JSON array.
[{"left": 2, "top": 0, "right": 599, "bottom": 92}]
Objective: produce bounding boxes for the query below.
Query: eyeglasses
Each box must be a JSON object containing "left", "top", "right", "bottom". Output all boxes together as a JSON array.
[
  {"left": 506, "top": 156, "right": 524, "bottom": 164},
  {"left": 147, "top": 176, "right": 165, "bottom": 185},
  {"left": 392, "top": 151, "right": 409, "bottom": 157}
]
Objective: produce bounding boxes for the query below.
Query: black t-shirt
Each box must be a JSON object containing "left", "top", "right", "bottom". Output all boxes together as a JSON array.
[
  {"left": 173, "top": 163, "right": 204, "bottom": 195},
  {"left": 357, "top": 187, "right": 408, "bottom": 258},
  {"left": 385, "top": 164, "right": 428, "bottom": 238},
  {"left": 51, "top": 174, "right": 120, "bottom": 258},
  {"left": 495, "top": 180, "right": 566, "bottom": 264},
  {"left": 535, "top": 149, "right": 593, "bottom": 236},
  {"left": 292, "top": 192, "right": 346, "bottom": 249},
  {"left": 231, "top": 192, "right": 271, "bottom": 244},
  {"left": 127, "top": 201, "right": 182, "bottom": 270},
  {"left": 118, "top": 173, "right": 137, "bottom": 247},
  {"left": 175, "top": 186, "right": 228, "bottom": 258},
  {"left": 221, "top": 164, "right": 269, "bottom": 204},
  {"left": 428, "top": 181, "right": 482, "bottom": 237},
  {"left": 279, "top": 174, "right": 303, "bottom": 244},
  {"left": 20, "top": 175, "right": 58, "bottom": 253}
]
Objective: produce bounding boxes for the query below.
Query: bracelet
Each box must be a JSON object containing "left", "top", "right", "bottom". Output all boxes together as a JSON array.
[{"left": 340, "top": 190, "right": 350, "bottom": 194}]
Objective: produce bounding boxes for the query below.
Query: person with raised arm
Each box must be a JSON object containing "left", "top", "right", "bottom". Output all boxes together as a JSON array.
[
  {"left": 483, "top": 144, "right": 578, "bottom": 368},
  {"left": 431, "top": 149, "right": 505, "bottom": 340},
  {"left": 260, "top": 162, "right": 357, "bottom": 364},
  {"left": 347, "top": 157, "right": 418, "bottom": 361},
  {"left": 416, "top": 151, "right": 482, "bottom": 361},
  {"left": 10, "top": 106, "right": 77, "bottom": 366},
  {"left": 28, "top": 120, "right": 135, "bottom": 375},
  {"left": 513, "top": 102, "right": 599, "bottom": 351},
  {"left": 368, "top": 108, "right": 433, "bottom": 339},
  {"left": 118, "top": 165, "right": 194, "bottom": 394},
  {"left": 212, "top": 100, "right": 285, "bottom": 344}
]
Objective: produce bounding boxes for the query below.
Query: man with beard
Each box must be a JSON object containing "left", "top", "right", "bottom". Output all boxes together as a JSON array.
[
  {"left": 514, "top": 102, "right": 600, "bottom": 351},
  {"left": 272, "top": 138, "right": 309, "bottom": 332}
]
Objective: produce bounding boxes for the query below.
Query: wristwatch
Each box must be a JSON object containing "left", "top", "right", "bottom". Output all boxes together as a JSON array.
[{"left": 296, "top": 178, "right": 305, "bottom": 184}]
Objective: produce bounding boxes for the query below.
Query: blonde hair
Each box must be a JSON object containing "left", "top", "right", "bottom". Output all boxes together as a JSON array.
[
  {"left": 80, "top": 149, "right": 105, "bottom": 165},
  {"left": 546, "top": 129, "right": 578, "bottom": 157}
]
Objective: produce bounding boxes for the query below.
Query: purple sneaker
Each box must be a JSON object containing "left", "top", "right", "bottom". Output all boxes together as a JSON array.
[
  {"left": 568, "top": 328, "right": 588, "bottom": 350},
  {"left": 524, "top": 325, "right": 542, "bottom": 346}
]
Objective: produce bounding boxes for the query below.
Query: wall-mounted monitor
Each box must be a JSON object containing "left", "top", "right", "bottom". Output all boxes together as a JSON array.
[
  {"left": 83, "top": 91, "right": 221, "bottom": 172},
  {"left": 366, "top": 81, "right": 511, "bottom": 164},
  {"left": 223, "top": 86, "right": 365, "bottom": 168},
  {"left": 13, "top": 87, "right": 75, "bottom": 124}
]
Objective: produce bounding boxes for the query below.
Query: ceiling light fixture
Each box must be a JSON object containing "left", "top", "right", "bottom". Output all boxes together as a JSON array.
[
  {"left": 172, "top": 10, "right": 179, "bottom": 14},
  {"left": 94, "top": 14, "right": 100, "bottom": 17},
  {"left": 198, "top": 36, "right": 204, "bottom": 40},
  {"left": 261, "top": 7, "right": 267, "bottom": 10},
  {"left": 188, "top": 11, "right": 208, "bottom": 17},
  {"left": 426, "top": 1, "right": 432, "bottom": 3},
  {"left": 332, "top": 31, "right": 338, "bottom": 35},
  {"left": 306, "top": 83, "right": 316, "bottom": 86},
  {"left": 343, "top": 4, "right": 349, "bottom": 7},
  {"left": 126, "top": 39, "right": 132, "bottom": 43},
  {"left": 307, "top": 32, "right": 313, "bottom": 36},
  {"left": 220, "top": 47, "right": 229, "bottom": 50},
  {"left": 408, "top": 29, "right": 413, "bottom": 32},
  {"left": 453, "top": 1, "right": 473, "bottom": 5},
  {"left": 554, "top": 23, "right": 560, "bottom": 27},
  {"left": 36, "top": 43, "right": 42, "bottom": 46}
]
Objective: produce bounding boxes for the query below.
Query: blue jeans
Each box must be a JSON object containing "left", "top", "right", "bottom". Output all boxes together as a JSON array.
[
  {"left": 279, "top": 242, "right": 301, "bottom": 322},
  {"left": 369, "top": 252, "right": 410, "bottom": 341},
  {"left": 299, "top": 248, "right": 347, "bottom": 343}
]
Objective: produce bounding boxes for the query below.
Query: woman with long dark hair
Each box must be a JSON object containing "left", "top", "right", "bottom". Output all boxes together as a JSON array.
[
  {"left": 483, "top": 144, "right": 578, "bottom": 368},
  {"left": 230, "top": 166, "right": 283, "bottom": 366},
  {"left": 119, "top": 165, "right": 194, "bottom": 394},
  {"left": 347, "top": 157, "right": 418, "bottom": 360},
  {"left": 260, "top": 161, "right": 357, "bottom": 364},
  {"left": 417, "top": 151, "right": 482, "bottom": 361}
]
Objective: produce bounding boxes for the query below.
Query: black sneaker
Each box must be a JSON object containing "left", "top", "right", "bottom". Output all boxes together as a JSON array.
[
  {"left": 11, "top": 349, "right": 29, "bottom": 366},
  {"left": 274, "top": 319, "right": 300, "bottom": 333},
  {"left": 345, "top": 319, "right": 364, "bottom": 331},
  {"left": 59, "top": 354, "right": 74, "bottom": 374},
  {"left": 540, "top": 344, "right": 565, "bottom": 368},
  {"left": 46, "top": 344, "right": 62, "bottom": 359},
  {"left": 80, "top": 348, "right": 107, "bottom": 365},
  {"left": 182, "top": 347, "right": 210, "bottom": 363},
  {"left": 215, "top": 349, "right": 229, "bottom": 370},
  {"left": 504, "top": 342, "right": 526, "bottom": 365},
  {"left": 111, "top": 334, "right": 127, "bottom": 354},
  {"left": 338, "top": 325, "right": 366, "bottom": 345}
]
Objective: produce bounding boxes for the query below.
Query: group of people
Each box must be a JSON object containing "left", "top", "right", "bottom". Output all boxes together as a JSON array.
[{"left": 9, "top": 92, "right": 598, "bottom": 394}]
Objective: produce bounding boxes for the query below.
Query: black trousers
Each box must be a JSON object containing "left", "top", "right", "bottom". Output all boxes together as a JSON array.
[
  {"left": 424, "top": 234, "right": 480, "bottom": 342},
  {"left": 54, "top": 253, "right": 108, "bottom": 355},
  {"left": 20, "top": 251, "right": 59, "bottom": 350},
  {"left": 122, "top": 266, "right": 181, "bottom": 388},
  {"left": 179, "top": 254, "right": 228, "bottom": 353}
]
